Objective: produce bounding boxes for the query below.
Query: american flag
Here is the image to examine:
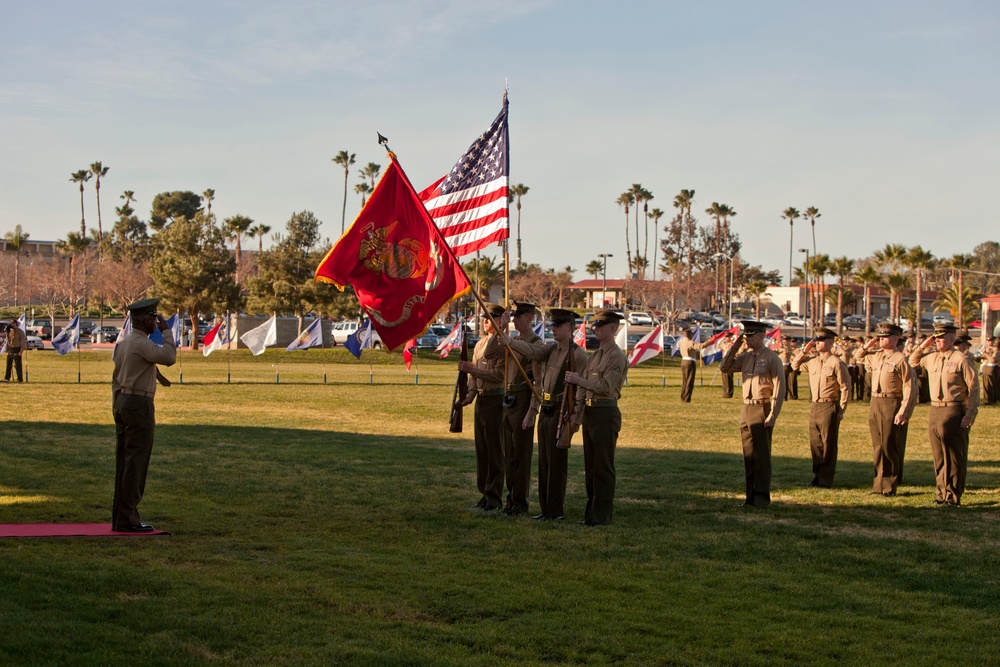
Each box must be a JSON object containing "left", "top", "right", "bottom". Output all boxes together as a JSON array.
[{"left": 419, "top": 97, "right": 509, "bottom": 257}]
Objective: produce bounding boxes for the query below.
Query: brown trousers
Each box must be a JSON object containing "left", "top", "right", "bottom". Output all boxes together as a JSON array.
[
  {"left": 808, "top": 401, "right": 840, "bottom": 487},
  {"left": 536, "top": 409, "right": 569, "bottom": 518},
  {"left": 785, "top": 366, "right": 799, "bottom": 399},
  {"left": 722, "top": 371, "right": 734, "bottom": 398},
  {"left": 680, "top": 360, "right": 695, "bottom": 402},
  {"left": 501, "top": 390, "right": 534, "bottom": 514},
  {"left": 739, "top": 403, "right": 773, "bottom": 506},
  {"left": 474, "top": 394, "right": 505, "bottom": 509},
  {"left": 983, "top": 367, "right": 997, "bottom": 405},
  {"left": 869, "top": 396, "right": 906, "bottom": 494},
  {"left": 112, "top": 393, "right": 156, "bottom": 530},
  {"left": 582, "top": 405, "right": 620, "bottom": 524},
  {"left": 928, "top": 405, "right": 969, "bottom": 504},
  {"left": 4, "top": 349, "right": 23, "bottom": 382}
]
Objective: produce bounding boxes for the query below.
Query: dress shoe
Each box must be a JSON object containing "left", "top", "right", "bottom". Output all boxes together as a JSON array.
[
  {"left": 932, "top": 499, "right": 945, "bottom": 505},
  {"left": 882, "top": 491, "right": 896, "bottom": 497},
  {"left": 115, "top": 524, "right": 155, "bottom": 533},
  {"left": 549, "top": 515, "right": 565, "bottom": 521},
  {"left": 869, "top": 491, "right": 882, "bottom": 496},
  {"left": 531, "top": 514, "right": 547, "bottom": 520},
  {"left": 483, "top": 505, "right": 502, "bottom": 512},
  {"left": 738, "top": 500, "right": 754, "bottom": 507}
]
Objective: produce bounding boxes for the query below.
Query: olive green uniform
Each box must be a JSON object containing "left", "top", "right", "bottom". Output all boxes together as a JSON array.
[
  {"left": 573, "top": 342, "right": 627, "bottom": 525},
  {"left": 111, "top": 328, "right": 176, "bottom": 530},
  {"left": 509, "top": 337, "right": 590, "bottom": 519},
  {"left": 792, "top": 348, "right": 850, "bottom": 487},
  {"left": 909, "top": 346, "right": 980, "bottom": 505},
  {"left": 467, "top": 334, "right": 505, "bottom": 509},
  {"left": 4, "top": 326, "right": 26, "bottom": 382},
  {"left": 486, "top": 331, "right": 544, "bottom": 515},
  {"left": 721, "top": 342, "right": 786, "bottom": 506}
]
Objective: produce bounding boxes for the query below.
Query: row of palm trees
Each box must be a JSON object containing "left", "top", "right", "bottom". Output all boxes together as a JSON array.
[{"left": 68, "top": 162, "right": 110, "bottom": 244}]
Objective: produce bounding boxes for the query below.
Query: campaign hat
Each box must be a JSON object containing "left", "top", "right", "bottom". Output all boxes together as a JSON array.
[
  {"left": 126, "top": 297, "right": 160, "bottom": 315},
  {"left": 874, "top": 322, "right": 903, "bottom": 337},
  {"left": 591, "top": 310, "right": 623, "bottom": 326},
  {"left": 548, "top": 308, "right": 576, "bottom": 325}
]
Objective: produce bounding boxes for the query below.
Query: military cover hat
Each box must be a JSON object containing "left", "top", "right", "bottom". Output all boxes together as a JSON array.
[
  {"left": 126, "top": 297, "right": 160, "bottom": 315},
  {"left": 956, "top": 329, "right": 973, "bottom": 344},
  {"left": 482, "top": 302, "right": 506, "bottom": 318},
  {"left": 741, "top": 320, "right": 769, "bottom": 334},
  {"left": 592, "top": 309, "right": 623, "bottom": 326},
  {"left": 548, "top": 308, "right": 576, "bottom": 325},
  {"left": 814, "top": 327, "right": 837, "bottom": 340},
  {"left": 511, "top": 300, "right": 541, "bottom": 317},
  {"left": 875, "top": 322, "right": 903, "bottom": 337},
  {"left": 932, "top": 322, "right": 957, "bottom": 337}
]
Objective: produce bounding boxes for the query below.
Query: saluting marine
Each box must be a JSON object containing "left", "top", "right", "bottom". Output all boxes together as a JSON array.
[
  {"left": 909, "top": 323, "right": 980, "bottom": 505},
  {"left": 791, "top": 328, "right": 851, "bottom": 488}
]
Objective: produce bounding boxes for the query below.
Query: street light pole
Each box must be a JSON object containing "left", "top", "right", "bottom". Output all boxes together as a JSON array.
[{"left": 599, "top": 253, "right": 613, "bottom": 309}]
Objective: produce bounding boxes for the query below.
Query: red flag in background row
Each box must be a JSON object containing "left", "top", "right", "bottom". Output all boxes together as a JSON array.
[
  {"left": 403, "top": 339, "right": 417, "bottom": 371},
  {"left": 315, "top": 158, "right": 471, "bottom": 351},
  {"left": 418, "top": 96, "right": 509, "bottom": 257},
  {"left": 573, "top": 321, "right": 587, "bottom": 348},
  {"left": 765, "top": 326, "right": 782, "bottom": 350}
]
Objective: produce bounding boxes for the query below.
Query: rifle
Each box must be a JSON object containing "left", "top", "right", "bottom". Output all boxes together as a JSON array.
[
  {"left": 449, "top": 325, "right": 469, "bottom": 433},
  {"left": 555, "top": 343, "right": 576, "bottom": 449}
]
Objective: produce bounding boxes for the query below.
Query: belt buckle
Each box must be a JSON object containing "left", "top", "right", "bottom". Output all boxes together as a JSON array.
[
  {"left": 543, "top": 392, "right": 553, "bottom": 401},
  {"left": 586, "top": 399, "right": 594, "bottom": 407}
]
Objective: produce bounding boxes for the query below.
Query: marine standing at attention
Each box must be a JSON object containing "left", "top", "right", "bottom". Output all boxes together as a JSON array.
[
  {"left": 499, "top": 308, "right": 589, "bottom": 521},
  {"left": 459, "top": 303, "right": 507, "bottom": 511},
  {"left": 721, "top": 320, "right": 786, "bottom": 507},
  {"left": 486, "top": 301, "right": 545, "bottom": 516},
  {"left": 111, "top": 298, "right": 176, "bottom": 532},
  {"left": 791, "top": 328, "right": 850, "bottom": 488},
  {"left": 565, "top": 310, "right": 627, "bottom": 526},
  {"left": 677, "top": 328, "right": 705, "bottom": 402},
  {"left": 909, "top": 323, "right": 980, "bottom": 505}
]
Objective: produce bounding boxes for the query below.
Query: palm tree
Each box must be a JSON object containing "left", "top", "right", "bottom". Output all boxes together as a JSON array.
[
  {"left": 508, "top": 183, "right": 530, "bottom": 268},
  {"left": 332, "top": 151, "right": 356, "bottom": 235},
  {"left": 355, "top": 182, "right": 372, "bottom": 208},
  {"left": 121, "top": 190, "right": 136, "bottom": 208},
  {"left": 360, "top": 162, "right": 381, "bottom": 189},
  {"left": 884, "top": 272, "right": 910, "bottom": 324},
  {"left": 463, "top": 255, "right": 502, "bottom": 300},
  {"left": 3, "top": 225, "right": 29, "bottom": 305},
  {"left": 89, "top": 161, "right": 110, "bottom": 245},
  {"left": 674, "top": 189, "right": 695, "bottom": 302},
  {"left": 854, "top": 265, "right": 881, "bottom": 336},
  {"left": 648, "top": 207, "right": 664, "bottom": 280},
  {"left": 617, "top": 192, "right": 632, "bottom": 274},
  {"left": 945, "top": 253, "right": 974, "bottom": 327},
  {"left": 550, "top": 265, "right": 575, "bottom": 307},
  {"left": 803, "top": 206, "right": 820, "bottom": 258},
  {"left": 745, "top": 280, "right": 769, "bottom": 318},
  {"left": 905, "top": 246, "right": 935, "bottom": 336},
  {"left": 781, "top": 207, "right": 800, "bottom": 287},
  {"left": 70, "top": 170, "right": 92, "bottom": 236},
  {"left": 55, "top": 231, "right": 93, "bottom": 304},
  {"left": 632, "top": 255, "right": 649, "bottom": 280},
  {"left": 873, "top": 243, "right": 907, "bottom": 274},
  {"left": 629, "top": 185, "right": 652, "bottom": 272},
  {"left": 807, "top": 254, "right": 831, "bottom": 328},
  {"left": 201, "top": 189, "right": 216, "bottom": 223},
  {"left": 586, "top": 259, "right": 604, "bottom": 280},
  {"left": 249, "top": 224, "right": 272, "bottom": 254},
  {"left": 828, "top": 257, "right": 855, "bottom": 333},
  {"left": 223, "top": 214, "right": 254, "bottom": 275},
  {"left": 933, "top": 284, "right": 980, "bottom": 325}
]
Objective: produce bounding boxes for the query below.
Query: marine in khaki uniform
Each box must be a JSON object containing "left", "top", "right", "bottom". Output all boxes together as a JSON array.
[
  {"left": 791, "top": 328, "right": 851, "bottom": 487},
  {"left": 459, "top": 303, "right": 506, "bottom": 511},
  {"left": 719, "top": 333, "right": 735, "bottom": 398},
  {"left": 485, "top": 301, "right": 545, "bottom": 516},
  {"left": 721, "top": 320, "right": 786, "bottom": 507},
  {"left": 111, "top": 298, "right": 176, "bottom": 532},
  {"left": 566, "top": 310, "right": 627, "bottom": 526},
  {"left": 981, "top": 337, "right": 998, "bottom": 405},
  {"left": 839, "top": 337, "right": 860, "bottom": 401},
  {"left": 676, "top": 329, "right": 705, "bottom": 402},
  {"left": 500, "top": 308, "right": 589, "bottom": 521},
  {"left": 3, "top": 322, "right": 26, "bottom": 382},
  {"left": 777, "top": 336, "right": 798, "bottom": 400},
  {"left": 909, "top": 323, "right": 980, "bottom": 505},
  {"left": 855, "top": 323, "right": 917, "bottom": 496}
]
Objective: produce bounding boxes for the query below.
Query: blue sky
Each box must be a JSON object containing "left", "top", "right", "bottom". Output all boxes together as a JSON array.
[{"left": 1, "top": 0, "right": 997, "bottom": 282}]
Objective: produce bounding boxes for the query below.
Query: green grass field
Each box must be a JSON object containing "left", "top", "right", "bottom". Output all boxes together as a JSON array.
[{"left": 3, "top": 349, "right": 1000, "bottom": 665}]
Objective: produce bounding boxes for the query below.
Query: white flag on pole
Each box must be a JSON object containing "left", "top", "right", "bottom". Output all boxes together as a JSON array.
[{"left": 240, "top": 315, "right": 277, "bottom": 356}]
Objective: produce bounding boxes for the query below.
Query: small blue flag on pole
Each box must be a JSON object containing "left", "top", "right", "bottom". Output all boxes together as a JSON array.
[
  {"left": 344, "top": 320, "right": 374, "bottom": 359},
  {"left": 52, "top": 315, "right": 81, "bottom": 356},
  {"left": 286, "top": 318, "right": 323, "bottom": 352}
]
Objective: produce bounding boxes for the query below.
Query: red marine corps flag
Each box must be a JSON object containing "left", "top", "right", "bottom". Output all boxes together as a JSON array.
[{"left": 315, "top": 155, "right": 471, "bottom": 352}]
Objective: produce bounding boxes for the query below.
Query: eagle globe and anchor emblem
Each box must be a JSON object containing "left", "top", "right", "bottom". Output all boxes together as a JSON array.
[{"left": 357, "top": 220, "right": 444, "bottom": 327}]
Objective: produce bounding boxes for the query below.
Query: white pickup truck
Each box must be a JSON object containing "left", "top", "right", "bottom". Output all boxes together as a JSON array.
[{"left": 330, "top": 320, "right": 383, "bottom": 348}]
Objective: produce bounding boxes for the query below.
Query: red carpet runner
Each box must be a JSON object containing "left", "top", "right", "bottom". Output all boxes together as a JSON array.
[{"left": 0, "top": 523, "right": 170, "bottom": 538}]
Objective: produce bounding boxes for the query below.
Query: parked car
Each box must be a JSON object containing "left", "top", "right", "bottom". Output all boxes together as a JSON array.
[
  {"left": 25, "top": 335, "right": 44, "bottom": 350},
  {"left": 785, "top": 316, "right": 806, "bottom": 327},
  {"left": 760, "top": 316, "right": 785, "bottom": 328},
  {"left": 89, "top": 325, "right": 120, "bottom": 343},
  {"left": 627, "top": 311, "right": 653, "bottom": 326},
  {"left": 27, "top": 318, "right": 53, "bottom": 339},
  {"left": 330, "top": 320, "right": 383, "bottom": 348},
  {"left": 933, "top": 314, "right": 954, "bottom": 325},
  {"left": 415, "top": 333, "right": 440, "bottom": 349},
  {"left": 842, "top": 315, "right": 872, "bottom": 331}
]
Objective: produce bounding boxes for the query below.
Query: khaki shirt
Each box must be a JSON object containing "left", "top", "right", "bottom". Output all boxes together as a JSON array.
[
  {"left": 572, "top": 342, "right": 627, "bottom": 425},
  {"left": 909, "top": 346, "right": 980, "bottom": 421},
  {"left": 466, "top": 334, "right": 503, "bottom": 392},
  {"left": 777, "top": 344, "right": 793, "bottom": 365},
  {"left": 6, "top": 327, "right": 26, "bottom": 351},
  {"left": 676, "top": 336, "right": 704, "bottom": 361},
  {"left": 485, "top": 330, "right": 544, "bottom": 389},
  {"left": 980, "top": 345, "right": 997, "bottom": 366},
  {"left": 112, "top": 329, "right": 176, "bottom": 396},
  {"left": 509, "top": 338, "right": 590, "bottom": 418},
  {"left": 791, "top": 350, "right": 850, "bottom": 412},
  {"left": 721, "top": 344, "right": 786, "bottom": 420}
]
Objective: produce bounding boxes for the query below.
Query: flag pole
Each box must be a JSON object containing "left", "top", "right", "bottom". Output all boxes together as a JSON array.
[
  {"left": 273, "top": 312, "right": 278, "bottom": 383},
  {"left": 661, "top": 344, "right": 666, "bottom": 387},
  {"left": 226, "top": 312, "right": 232, "bottom": 384},
  {"left": 322, "top": 320, "right": 328, "bottom": 384},
  {"left": 177, "top": 310, "right": 183, "bottom": 384},
  {"left": 77, "top": 336, "right": 81, "bottom": 384},
  {"left": 22, "top": 312, "right": 29, "bottom": 383}
]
